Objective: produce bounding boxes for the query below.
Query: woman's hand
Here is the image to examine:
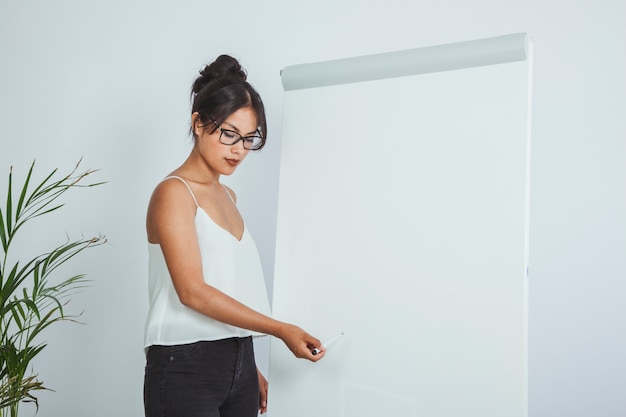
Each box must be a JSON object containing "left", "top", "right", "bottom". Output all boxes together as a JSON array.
[
  {"left": 257, "top": 368, "right": 268, "bottom": 414},
  {"left": 278, "top": 323, "right": 326, "bottom": 361}
]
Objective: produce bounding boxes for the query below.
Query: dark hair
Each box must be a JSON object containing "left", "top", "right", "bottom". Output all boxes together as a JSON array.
[{"left": 190, "top": 55, "right": 267, "bottom": 150}]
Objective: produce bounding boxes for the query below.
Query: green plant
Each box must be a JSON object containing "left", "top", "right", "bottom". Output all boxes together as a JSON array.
[{"left": 0, "top": 160, "right": 105, "bottom": 417}]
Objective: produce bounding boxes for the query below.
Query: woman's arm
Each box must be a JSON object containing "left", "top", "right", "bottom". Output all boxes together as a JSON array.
[
  {"left": 147, "top": 179, "right": 325, "bottom": 361},
  {"left": 257, "top": 368, "right": 268, "bottom": 414}
]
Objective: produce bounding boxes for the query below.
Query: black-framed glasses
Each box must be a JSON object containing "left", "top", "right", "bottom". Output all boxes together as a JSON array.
[{"left": 211, "top": 120, "right": 263, "bottom": 150}]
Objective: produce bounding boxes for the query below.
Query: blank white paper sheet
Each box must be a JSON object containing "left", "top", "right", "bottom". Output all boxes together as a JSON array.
[{"left": 269, "top": 33, "right": 532, "bottom": 417}]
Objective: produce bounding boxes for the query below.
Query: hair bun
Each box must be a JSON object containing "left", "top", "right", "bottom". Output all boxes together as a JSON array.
[
  {"left": 207, "top": 55, "right": 247, "bottom": 80},
  {"left": 192, "top": 55, "right": 247, "bottom": 96}
]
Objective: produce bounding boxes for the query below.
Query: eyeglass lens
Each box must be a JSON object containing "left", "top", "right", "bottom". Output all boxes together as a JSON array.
[{"left": 219, "top": 128, "right": 262, "bottom": 150}]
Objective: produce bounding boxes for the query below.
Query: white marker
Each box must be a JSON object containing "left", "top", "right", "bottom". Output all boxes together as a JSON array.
[{"left": 312, "top": 332, "right": 344, "bottom": 355}]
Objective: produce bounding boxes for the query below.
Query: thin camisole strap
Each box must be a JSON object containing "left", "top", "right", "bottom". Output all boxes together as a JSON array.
[
  {"left": 221, "top": 184, "right": 236, "bottom": 205},
  {"left": 163, "top": 176, "right": 199, "bottom": 208},
  {"left": 163, "top": 176, "right": 235, "bottom": 207}
]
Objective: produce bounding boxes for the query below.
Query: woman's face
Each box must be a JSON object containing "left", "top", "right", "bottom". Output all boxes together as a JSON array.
[{"left": 193, "top": 107, "right": 258, "bottom": 176}]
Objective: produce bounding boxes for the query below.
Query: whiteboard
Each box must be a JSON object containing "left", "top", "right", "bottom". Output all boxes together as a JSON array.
[{"left": 269, "top": 33, "right": 532, "bottom": 417}]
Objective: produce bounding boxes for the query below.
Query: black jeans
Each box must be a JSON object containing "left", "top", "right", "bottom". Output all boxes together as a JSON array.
[{"left": 144, "top": 337, "right": 259, "bottom": 417}]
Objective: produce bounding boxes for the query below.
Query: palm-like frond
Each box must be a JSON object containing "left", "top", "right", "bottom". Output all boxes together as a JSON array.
[{"left": 0, "top": 160, "right": 105, "bottom": 416}]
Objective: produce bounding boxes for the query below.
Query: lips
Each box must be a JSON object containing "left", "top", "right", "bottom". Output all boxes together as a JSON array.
[{"left": 225, "top": 158, "right": 240, "bottom": 167}]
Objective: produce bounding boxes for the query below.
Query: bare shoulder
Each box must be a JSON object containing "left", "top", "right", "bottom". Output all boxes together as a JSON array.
[
  {"left": 149, "top": 177, "right": 196, "bottom": 212},
  {"left": 146, "top": 177, "right": 197, "bottom": 243}
]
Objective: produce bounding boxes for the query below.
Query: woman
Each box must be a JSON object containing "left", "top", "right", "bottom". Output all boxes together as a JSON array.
[{"left": 143, "top": 54, "right": 325, "bottom": 417}]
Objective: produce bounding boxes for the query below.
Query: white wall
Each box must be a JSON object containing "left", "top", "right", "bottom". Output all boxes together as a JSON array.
[{"left": 0, "top": 1, "right": 623, "bottom": 416}]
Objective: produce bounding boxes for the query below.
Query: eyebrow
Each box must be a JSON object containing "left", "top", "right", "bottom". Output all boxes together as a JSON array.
[{"left": 222, "top": 121, "right": 259, "bottom": 136}]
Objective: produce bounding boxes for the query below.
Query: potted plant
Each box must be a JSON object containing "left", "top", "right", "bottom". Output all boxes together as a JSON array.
[{"left": 0, "top": 160, "right": 105, "bottom": 417}]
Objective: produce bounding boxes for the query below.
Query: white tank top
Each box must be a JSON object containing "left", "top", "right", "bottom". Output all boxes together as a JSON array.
[{"left": 144, "top": 176, "right": 272, "bottom": 348}]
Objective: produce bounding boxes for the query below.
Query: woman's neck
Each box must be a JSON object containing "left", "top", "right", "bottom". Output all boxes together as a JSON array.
[{"left": 175, "top": 152, "right": 222, "bottom": 185}]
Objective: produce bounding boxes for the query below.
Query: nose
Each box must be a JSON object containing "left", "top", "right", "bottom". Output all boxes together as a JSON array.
[{"left": 231, "top": 138, "right": 246, "bottom": 154}]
